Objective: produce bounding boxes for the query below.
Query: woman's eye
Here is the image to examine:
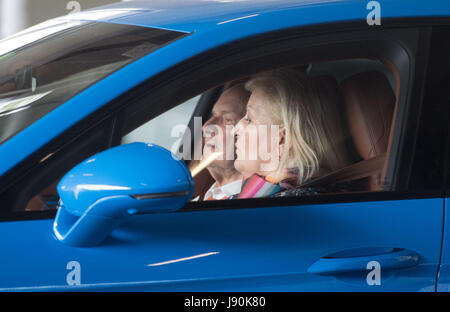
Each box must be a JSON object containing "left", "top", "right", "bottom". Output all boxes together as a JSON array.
[{"left": 244, "top": 117, "right": 251, "bottom": 123}]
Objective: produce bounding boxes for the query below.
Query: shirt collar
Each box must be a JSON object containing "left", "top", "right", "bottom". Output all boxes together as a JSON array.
[{"left": 204, "top": 179, "right": 242, "bottom": 200}]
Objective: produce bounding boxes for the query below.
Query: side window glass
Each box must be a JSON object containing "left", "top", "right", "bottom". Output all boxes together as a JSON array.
[
  {"left": 121, "top": 95, "right": 200, "bottom": 152},
  {"left": 121, "top": 58, "right": 401, "bottom": 202},
  {"left": 21, "top": 119, "right": 114, "bottom": 212}
]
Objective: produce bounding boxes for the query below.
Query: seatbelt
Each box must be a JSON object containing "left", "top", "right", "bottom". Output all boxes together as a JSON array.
[{"left": 300, "top": 154, "right": 386, "bottom": 188}]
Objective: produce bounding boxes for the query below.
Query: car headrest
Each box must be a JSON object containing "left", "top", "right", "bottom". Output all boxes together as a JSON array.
[{"left": 339, "top": 71, "right": 395, "bottom": 160}]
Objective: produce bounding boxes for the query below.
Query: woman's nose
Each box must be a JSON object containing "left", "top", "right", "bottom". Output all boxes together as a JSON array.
[{"left": 231, "top": 120, "right": 243, "bottom": 137}]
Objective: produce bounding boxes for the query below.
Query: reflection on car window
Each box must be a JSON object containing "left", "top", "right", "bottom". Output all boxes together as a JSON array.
[{"left": 0, "top": 20, "right": 188, "bottom": 145}]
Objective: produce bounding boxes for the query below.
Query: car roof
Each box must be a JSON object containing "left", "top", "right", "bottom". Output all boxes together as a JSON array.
[{"left": 60, "top": 0, "right": 450, "bottom": 33}]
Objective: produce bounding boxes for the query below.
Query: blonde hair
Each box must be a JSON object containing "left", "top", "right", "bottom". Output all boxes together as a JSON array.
[{"left": 245, "top": 69, "right": 350, "bottom": 185}]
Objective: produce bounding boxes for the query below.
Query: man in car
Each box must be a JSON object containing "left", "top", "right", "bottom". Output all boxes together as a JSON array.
[{"left": 198, "top": 82, "right": 250, "bottom": 200}]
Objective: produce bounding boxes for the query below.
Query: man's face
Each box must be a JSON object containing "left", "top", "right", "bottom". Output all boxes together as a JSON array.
[{"left": 202, "top": 87, "right": 247, "bottom": 169}]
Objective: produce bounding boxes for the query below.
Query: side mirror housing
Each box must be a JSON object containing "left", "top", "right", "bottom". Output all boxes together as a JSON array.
[{"left": 53, "top": 143, "right": 193, "bottom": 247}]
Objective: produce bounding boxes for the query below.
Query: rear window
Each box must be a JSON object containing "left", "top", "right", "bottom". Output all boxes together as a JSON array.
[{"left": 0, "top": 19, "right": 187, "bottom": 145}]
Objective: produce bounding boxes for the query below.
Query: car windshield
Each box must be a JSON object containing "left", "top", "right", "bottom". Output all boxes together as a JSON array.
[{"left": 0, "top": 19, "right": 187, "bottom": 145}]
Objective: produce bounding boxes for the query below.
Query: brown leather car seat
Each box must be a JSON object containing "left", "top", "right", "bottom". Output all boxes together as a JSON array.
[{"left": 339, "top": 71, "right": 396, "bottom": 191}]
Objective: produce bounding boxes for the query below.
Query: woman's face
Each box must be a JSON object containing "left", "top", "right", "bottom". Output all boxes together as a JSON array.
[{"left": 233, "top": 88, "right": 284, "bottom": 179}]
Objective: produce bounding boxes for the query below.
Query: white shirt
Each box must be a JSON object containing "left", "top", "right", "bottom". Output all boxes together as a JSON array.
[
  {"left": 204, "top": 179, "right": 243, "bottom": 200},
  {"left": 192, "top": 179, "right": 242, "bottom": 201}
]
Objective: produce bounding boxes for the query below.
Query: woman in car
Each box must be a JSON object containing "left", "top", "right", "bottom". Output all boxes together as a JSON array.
[{"left": 231, "top": 69, "right": 351, "bottom": 198}]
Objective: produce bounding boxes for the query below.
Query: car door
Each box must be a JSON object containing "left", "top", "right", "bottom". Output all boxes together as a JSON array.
[{"left": 0, "top": 23, "right": 446, "bottom": 292}]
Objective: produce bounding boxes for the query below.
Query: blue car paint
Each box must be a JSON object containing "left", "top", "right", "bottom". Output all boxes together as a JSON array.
[
  {"left": 56, "top": 0, "right": 450, "bottom": 33},
  {"left": 0, "top": 198, "right": 443, "bottom": 291},
  {"left": 0, "top": 0, "right": 448, "bottom": 291},
  {"left": 1, "top": 0, "right": 450, "bottom": 177},
  {"left": 54, "top": 143, "right": 193, "bottom": 246}
]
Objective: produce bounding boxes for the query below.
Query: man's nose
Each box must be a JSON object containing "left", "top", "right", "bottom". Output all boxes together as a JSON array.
[
  {"left": 231, "top": 120, "right": 243, "bottom": 137},
  {"left": 202, "top": 116, "right": 218, "bottom": 135}
]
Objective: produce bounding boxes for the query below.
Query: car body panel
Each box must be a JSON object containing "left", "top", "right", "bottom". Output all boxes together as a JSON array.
[{"left": 0, "top": 198, "right": 442, "bottom": 291}]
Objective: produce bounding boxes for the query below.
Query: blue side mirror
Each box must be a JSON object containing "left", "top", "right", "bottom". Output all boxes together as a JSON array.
[{"left": 53, "top": 143, "right": 194, "bottom": 247}]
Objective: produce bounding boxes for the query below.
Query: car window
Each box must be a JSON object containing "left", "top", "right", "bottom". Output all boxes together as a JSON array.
[
  {"left": 14, "top": 115, "right": 115, "bottom": 213},
  {"left": 0, "top": 20, "right": 187, "bottom": 145},
  {"left": 409, "top": 26, "right": 450, "bottom": 193},
  {"left": 121, "top": 95, "right": 200, "bottom": 152},
  {"left": 21, "top": 96, "right": 199, "bottom": 212}
]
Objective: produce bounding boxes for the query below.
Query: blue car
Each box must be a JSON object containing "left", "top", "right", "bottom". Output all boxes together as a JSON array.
[{"left": 0, "top": 0, "right": 450, "bottom": 291}]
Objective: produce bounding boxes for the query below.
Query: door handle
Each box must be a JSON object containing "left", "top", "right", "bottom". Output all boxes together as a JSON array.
[{"left": 307, "top": 248, "right": 420, "bottom": 275}]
